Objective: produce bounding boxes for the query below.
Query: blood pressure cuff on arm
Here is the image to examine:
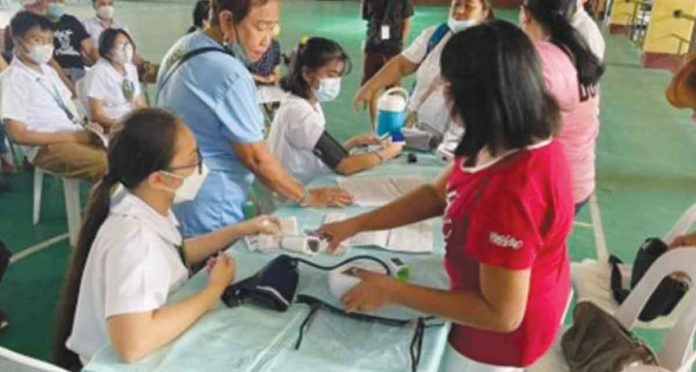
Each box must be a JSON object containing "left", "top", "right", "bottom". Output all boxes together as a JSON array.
[{"left": 312, "top": 131, "right": 349, "bottom": 170}]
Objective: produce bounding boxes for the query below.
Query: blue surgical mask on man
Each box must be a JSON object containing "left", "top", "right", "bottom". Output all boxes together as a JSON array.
[{"left": 47, "top": 3, "right": 66, "bottom": 21}]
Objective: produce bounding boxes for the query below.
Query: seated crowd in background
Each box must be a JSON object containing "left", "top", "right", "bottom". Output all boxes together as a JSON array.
[{"left": 0, "top": 0, "right": 693, "bottom": 371}]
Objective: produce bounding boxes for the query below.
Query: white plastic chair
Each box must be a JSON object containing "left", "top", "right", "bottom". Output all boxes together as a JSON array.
[
  {"left": 33, "top": 168, "right": 81, "bottom": 246},
  {"left": 2, "top": 133, "right": 19, "bottom": 166},
  {"left": 0, "top": 345, "right": 68, "bottom": 372},
  {"left": 570, "top": 202, "right": 696, "bottom": 329},
  {"left": 616, "top": 247, "right": 696, "bottom": 370},
  {"left": 529, "top": 246, "right": 696, "bottom": 371}
]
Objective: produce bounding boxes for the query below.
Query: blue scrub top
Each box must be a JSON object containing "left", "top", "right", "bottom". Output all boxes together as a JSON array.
[{"left": 157, "top": 31, "right": 264, "bottom": 236}]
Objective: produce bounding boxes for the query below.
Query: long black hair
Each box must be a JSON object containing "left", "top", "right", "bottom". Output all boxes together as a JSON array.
[
  {"left": 523, "top": 0, "right": 604, "bottom": 88},
  {"left": 97, "top": 28, "right": 135, "bottom": 62},
  {"left": 280, "top": 37, "right": 351, "bottom": 99},
  {"left": 188, "top": 0, "right": 210, "bottom": 33},
  {"left": 441, "top": 20, "right": 560, "bottom": 163},
  {"left": 54, "top": 108, "right": 182, "bottom": 370}
]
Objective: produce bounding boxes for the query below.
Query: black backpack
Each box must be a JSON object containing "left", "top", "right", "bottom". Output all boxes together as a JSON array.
[{"left": 610, "top": 238, "right": 689, "bottom": 322}]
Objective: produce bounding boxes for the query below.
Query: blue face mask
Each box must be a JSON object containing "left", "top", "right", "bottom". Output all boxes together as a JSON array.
[
  {"left": 47, "top": 3, "right": 66, "bottom": 21},
  {"left": 313, "top": 77, "right": 342, "bottom": 103},
  {"left": 222, "top": 21, "right": 250, "bottom": 66},
  {"left": 229, "top": 41, "right": 250, "bottom": 66}
]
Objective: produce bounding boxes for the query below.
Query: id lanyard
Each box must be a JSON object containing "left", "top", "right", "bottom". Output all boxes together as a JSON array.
[
  {"left": 122, "top": 78, "right": 135, "bottom": 104},
  {"left": 35, "top": 77, "right": 81, "bottom": 125}
]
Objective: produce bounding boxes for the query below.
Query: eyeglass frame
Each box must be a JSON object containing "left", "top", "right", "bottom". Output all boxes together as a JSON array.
[{"left": 164, "top": 148, "right": 203, "bottom": 175}]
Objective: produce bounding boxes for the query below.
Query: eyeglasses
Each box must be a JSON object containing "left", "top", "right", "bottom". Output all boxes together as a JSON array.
[
  {"left": 254, "top": 21, "right": 280, "bottom": 36},
  {"left": 121, "top": 79, "right": 135, "bottom": 102},
  {"left": 166, "top": 148, "right": 203, "bottom": 175}
]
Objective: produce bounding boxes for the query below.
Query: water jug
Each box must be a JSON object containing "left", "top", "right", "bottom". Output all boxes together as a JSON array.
[{"left": 376, "top": 87, "right": 409, "bottom": 138}]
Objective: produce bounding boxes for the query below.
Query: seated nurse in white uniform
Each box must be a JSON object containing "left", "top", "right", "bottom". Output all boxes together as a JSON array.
[
  {"left": 83, "top": 28, "right": 145, "bottom": 132},
  {"left": 53, "top": 108, "right": 280, "bottom": 369},
  {"left": 267, "top": 37, "right": 403, "bottom": 184}
]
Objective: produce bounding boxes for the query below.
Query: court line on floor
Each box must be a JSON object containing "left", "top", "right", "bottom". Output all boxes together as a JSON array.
[
  {"left": 589, "top": 194, "right": 609, "bottom": 261},
  {"left": 9, "top": 233, "right": 70, "bottom": 265},
  {"left": 573, "top": 221, "right": 594, "bottom": 229}
]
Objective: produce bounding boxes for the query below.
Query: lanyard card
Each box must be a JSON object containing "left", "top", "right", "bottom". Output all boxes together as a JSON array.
[{"left": 381, "top": 24, "right": 391, "bottom": 40}]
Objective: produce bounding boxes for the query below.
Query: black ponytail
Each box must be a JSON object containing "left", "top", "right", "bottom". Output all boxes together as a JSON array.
[
  {"left": 54, "top": 108, "right": 182, "bottom": 370},
  {"left": 524, "top": 0, "right": 604, "bottom": 88},
  {"left": 53, "top": 178, "right": 113, "bottom": 370},
  {"left": 280, "top": 37, "right": 352, "bottom": 99}
]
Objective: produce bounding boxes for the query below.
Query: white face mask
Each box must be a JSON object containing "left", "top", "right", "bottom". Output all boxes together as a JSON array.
[
  {"left": 448, "top": 16, "right": 478, "bottom": 33},
  {"left": 24, "top": 43, "right": 54, "bottom": 65},
  {"left": 97, "top": 5, "right": 115, "bottom": 20},
  {"left": 313, "top": 77, "right": 341, "bottom": 103},
  {"left": 112, "top": 44, "right": 133, "bottom": 64},
  {"left": 160, "top": 164, "right": 209, "bottom": 204}
]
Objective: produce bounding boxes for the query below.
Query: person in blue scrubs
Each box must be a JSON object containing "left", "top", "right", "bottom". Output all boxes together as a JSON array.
[{"left": 157, "top": 0, "right": 353, "bottom": 236}]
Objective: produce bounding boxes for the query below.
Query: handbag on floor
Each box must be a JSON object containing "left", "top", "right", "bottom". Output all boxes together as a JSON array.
[{"left": 561, "top": 301, "right": 659, "bottom": 372}]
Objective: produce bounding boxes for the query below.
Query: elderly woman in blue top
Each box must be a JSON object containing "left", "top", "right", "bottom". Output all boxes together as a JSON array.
[{"left": 157, "top": 0, "right": 352, "bottom": 236}]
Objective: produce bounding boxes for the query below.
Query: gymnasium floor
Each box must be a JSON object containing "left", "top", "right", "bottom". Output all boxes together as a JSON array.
[{"left": 0, "top": 0, "right": 694, "bottom": 365}]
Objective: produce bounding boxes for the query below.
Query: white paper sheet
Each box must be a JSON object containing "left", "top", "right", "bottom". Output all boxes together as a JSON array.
[
  {"left": 391, "top": 175, "right": 426, "bottom": 195},
  {"left": 257, "top": 85, "right": 285, "bottom": 104},
  {"left": 386, "top": 220, "right": 433, "bottom": 253},
  {"left": 337, "top": 175, "right": 425, "bottom": 207},
  {"left": 324, "top": 213, "right": 433, "bottom": 253}
]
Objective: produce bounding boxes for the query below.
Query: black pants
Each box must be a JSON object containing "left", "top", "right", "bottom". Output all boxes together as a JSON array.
[{"left": 362, "top": 51, "right": 399, "bottom": 85}]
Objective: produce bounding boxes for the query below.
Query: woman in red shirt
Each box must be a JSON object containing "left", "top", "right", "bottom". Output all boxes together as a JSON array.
[{"left": 317, "top": 20, "right": 574, "bottom": 371}]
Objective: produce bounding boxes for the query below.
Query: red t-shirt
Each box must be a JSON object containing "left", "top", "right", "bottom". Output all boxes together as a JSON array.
[{"left": 443, "top": 140, "right": 574, "bottom": 367}]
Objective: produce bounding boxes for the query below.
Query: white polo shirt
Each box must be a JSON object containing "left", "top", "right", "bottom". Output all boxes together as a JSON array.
[
  {"left": 84, "top": 58, "right": 141, "bottom": 121},
  {"left": 402, "top": 25, "right": 454, "bottom": 137},
  {"left": 66, "top": 190, "right": 189, "bottom": 360},
  {"left": 82, "top": 16, "right": 130, "bottom": 43},
  {"left": 0, "top": 57, "right": 82, "bottom": 161},
  {"left": 267, "top": 93, "right": 329, "bottom": 184}
]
